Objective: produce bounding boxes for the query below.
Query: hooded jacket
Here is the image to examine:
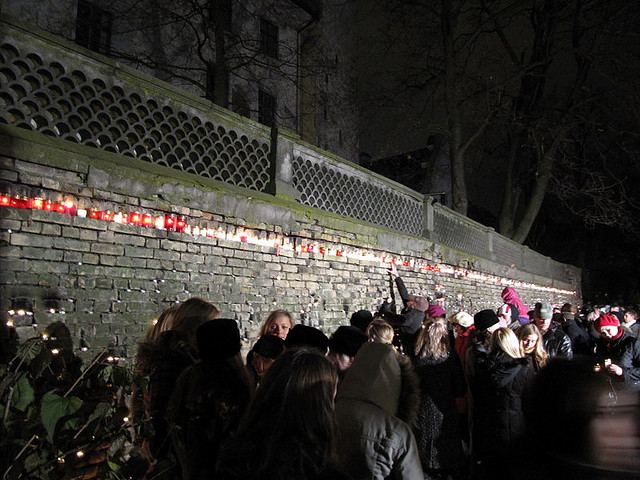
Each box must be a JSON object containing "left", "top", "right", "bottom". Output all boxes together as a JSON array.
[
  {"left": 335, "top": 342, "right": 423, "bottom": 480},
  {"left": 501, "top": 287, "right": 530, "bottom": 324}
]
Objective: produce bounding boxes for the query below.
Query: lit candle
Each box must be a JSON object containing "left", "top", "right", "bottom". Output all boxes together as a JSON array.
[
  {"left": 102, "top": 210, "right": 113, "bottom": 222},
  {"left": 54, "top": 202, "right": 66, "bottom": 214},
  {"left": 164, "top": 214, "right": 176, "bottom": 231},
  {"left": 176, "top": 216, "right": 187, "bottom": 233},
  {"left": 89, "top": 208, "right": 100, "bottom": 219},
  {"left": 129, "top": 212, "right": 142, "bottom": 226},
  {"left": 11, "top": 196, "right": 28, "bottom": 209},
  {"left": 142, "top": 213, "right": 153, "bottom": 228},
  {"left": 64, "top": 201, "right": 77, "bottom": 216},
  {"left": 154, "top": 215, "right": 165, "bottom": 230},
  {"left": 0, "top": 194, "right": 10, "bottom": 206},
  {"left": 30, "top": 197, "right": 44, "bottom": 210}
]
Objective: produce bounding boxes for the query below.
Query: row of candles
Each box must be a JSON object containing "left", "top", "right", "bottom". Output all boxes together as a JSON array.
[{"left": 0, "top": 192, "right": 576, "bottom": 295}]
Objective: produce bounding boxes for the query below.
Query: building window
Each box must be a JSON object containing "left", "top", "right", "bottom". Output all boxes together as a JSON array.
[
  {"left": 75, "top": 0, "right": 112, "bottom": 54},
  {"left": 260, "top": 18, "right": 278, "bottom": 59},
  {"left": 209, "top": 0, "right": 232, "bottom": 29},
  {"left": 258, "top": 90, "right": 276, "bottom": 128}
]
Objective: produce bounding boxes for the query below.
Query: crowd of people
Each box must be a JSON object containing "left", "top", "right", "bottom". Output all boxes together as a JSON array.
[
  {"left": 126, "top": 265, "right": 640, "bottom": 480},
  {"left": 2, "top": 265, "right": 638, "bottom": 480}
]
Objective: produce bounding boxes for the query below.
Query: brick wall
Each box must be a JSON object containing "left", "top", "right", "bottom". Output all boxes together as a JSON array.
[{"left": 0, "top": 126, "right": 580, "bottom": 362}]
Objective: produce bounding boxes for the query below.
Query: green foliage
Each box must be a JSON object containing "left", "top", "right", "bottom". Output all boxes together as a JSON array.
[{"left": 0, "top": 336, "right": 138, "bottom": 479}]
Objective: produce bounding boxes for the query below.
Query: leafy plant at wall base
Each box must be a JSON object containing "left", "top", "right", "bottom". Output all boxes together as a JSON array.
[{"left": 0, "top": 336, "right": 136, "bottom": 479}]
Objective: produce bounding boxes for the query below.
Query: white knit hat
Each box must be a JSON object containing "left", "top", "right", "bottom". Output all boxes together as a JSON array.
[{"left": 450, "top": 311, "right": 474, "bottom": 328}]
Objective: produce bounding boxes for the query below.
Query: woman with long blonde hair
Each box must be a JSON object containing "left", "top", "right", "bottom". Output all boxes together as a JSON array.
[
  {"left": 411, "top": 318, "right": 467, "bottom": 478},
  {"left": 474, "top": 328, "right": 534, "bottom": 479},
  {"left": 516, "top": 323, "right": 549, "bottom": 373}
]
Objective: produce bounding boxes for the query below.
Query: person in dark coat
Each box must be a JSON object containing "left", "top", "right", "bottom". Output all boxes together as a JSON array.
[
  {"left": 388, "top": 262, "right": 429, "bottom": 337},
  {"left": 622, "top": 309, "right": 640, "bottom": 338},
  {"left": 335, "top": 342, "right": 423, "bottom": 480},
  {"left": 217, "top": 347, "right": 347, "bottom": 480},
  {"left": 136, "top": 297, "right": 220, "bottom": 475},
  {"left": 473, "top": 328, "right": 533, "bottom": 480},
  {"left": 532, "top": 302, "right": 573, "bottom": 358},
  {"left": 558, "top": 304, "right": 590, "bottom": 355},
  {"left": 168, "top": 319, "right": 253, "bottom": 480},
  {"left": 594, "top": 314, "right": 640, "bottom": 391},
  {"left": 411, "top": 317, "right": 467, "bottom": 479}
]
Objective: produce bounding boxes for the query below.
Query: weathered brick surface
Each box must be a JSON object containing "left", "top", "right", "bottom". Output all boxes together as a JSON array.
[{"left": 0, "top": 144, "right": 581, "bottom": 363}]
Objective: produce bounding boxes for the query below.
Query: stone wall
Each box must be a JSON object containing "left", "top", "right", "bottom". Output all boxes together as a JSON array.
[{"left": 0, "top": 125, "right": 579, "bottom": 362}]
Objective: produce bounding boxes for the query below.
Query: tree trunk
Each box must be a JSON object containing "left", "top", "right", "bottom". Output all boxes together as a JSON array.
[
  {"left": 511, "top": 134, "right": 562, "bottom": 244},
  {"left": 442, "top": 0, "right": 468, "bottom": 215}
]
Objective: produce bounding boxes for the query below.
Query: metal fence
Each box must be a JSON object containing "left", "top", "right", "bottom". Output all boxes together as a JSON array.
[{"left": 0, "top": 15, "right": 578, "bottom": 285}]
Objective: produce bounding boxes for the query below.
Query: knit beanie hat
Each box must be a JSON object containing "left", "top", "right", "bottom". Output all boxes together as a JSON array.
[
  {"left": 474, "top": 309, "right": 499, "bottom": 331},
  {"left": 426, "top": 305, "right": 446, "bottom": 318},
  {"left": 328, "top": 325, "right": 368, "bottom": 357},
  {"left": 285, "top": 324, "right": 329, "bottom": 353},
  {"left": 253, "top": 334, "right": 285, "bottom": 359},
  {"left": 450, "top": 311, "right": 474, "bottom": 328},
  {"left": 350, "top": 309, "right": 374, "bottom": 332},
  {"left": 595, "top": 314, "right": 620, "bottom": 330},
  {"left": 197, "top": 319, "right": 241, "bottom": 362}
]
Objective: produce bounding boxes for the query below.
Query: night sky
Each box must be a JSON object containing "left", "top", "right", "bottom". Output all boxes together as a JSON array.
[{"left": 355, "top": 0, "right": 640, "bottom": 304}]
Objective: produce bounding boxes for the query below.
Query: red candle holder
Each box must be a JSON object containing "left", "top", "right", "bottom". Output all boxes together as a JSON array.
[
  {"left": 44, "top": 200, "right": 54, "bottom": 211},
  {"left": 176, "top": 216, "right": 187, "bottom": 233},
  {"left": 11, "top": 196, "right": 28, "bottom": 209},
  {"left": 54, "top": 202, "right": 66, "bottom": 214},
  {"left": 30, "top": 197, "right": 45, "bottom": 210},
  {"left": 64, "top": 201, "right": 77, "bottom": 216},
  {"left": 102, "top": 210, "right": 113, "bottom": 222},
  {"left": 164, "top": 214, "right": 176, "bottom": 231},
  {"left": 129, "top": 212, "right": 142, "bottom": 226},
  {"left": 142, "top": 213, "right": 153, "bottom": 228},
  {"left": 0, "top": 194, "right": 10, "bottom": 206},
  {"left": 89, "top": 208, "right": 100, "bottom": 219}
]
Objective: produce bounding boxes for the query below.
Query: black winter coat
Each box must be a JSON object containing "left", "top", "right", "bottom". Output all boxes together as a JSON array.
[
  {"left": 412, "top": 352, "right": 466, "bottom": 472},
  {"left": 561, "top": 318, "right": 590, "bottom": 355},
  {"left": 472, "top": 351, "right": 533, "bottom": 458},
  {"left": 595, "top": 331, "right": 640, "bottom": 390}
]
